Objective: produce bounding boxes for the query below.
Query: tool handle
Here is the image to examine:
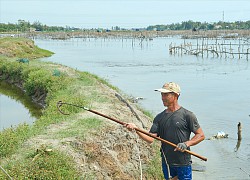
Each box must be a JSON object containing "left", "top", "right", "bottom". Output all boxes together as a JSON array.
[
  {"left": 89, "top": 109, "right": 207, "bottom": 161},
  {"left": 57, "top": 101, "right": 207, "bottom": 161}
]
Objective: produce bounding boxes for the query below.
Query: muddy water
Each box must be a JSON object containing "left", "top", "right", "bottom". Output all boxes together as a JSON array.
[
  {"left": 0, "top": 81, "right": 42, "bottom": 131},
  {"left": 36, "top": 37, "right": 250, "bottom": 179}
]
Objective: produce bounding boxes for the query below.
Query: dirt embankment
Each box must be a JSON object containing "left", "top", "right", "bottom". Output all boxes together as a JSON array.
[{"left": 25, "top": 82, "right": 157, "bottom": 179}]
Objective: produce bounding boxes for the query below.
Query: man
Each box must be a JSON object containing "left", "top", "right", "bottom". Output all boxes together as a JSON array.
[{"left": 124, "top": 82, "right": 205, "bottom": 180}]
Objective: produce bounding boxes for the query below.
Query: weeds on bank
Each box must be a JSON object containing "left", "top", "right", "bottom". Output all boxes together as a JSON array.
[
  {"left": 0, "top": 124, "right": 31, "bottom": 158},
  {"left": 145, "top": 142, "right": 164, "bottom": 179},
  {"left": 0, "top": 145, "right": 79, "bottom": 179}
]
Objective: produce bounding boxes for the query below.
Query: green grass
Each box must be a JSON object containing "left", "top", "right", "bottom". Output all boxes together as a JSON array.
[
  {"left": 55, "top": 117, "right": 103, "bottom": 139},
  {"left": 0, "top": 145, "right": 80, "bottom": 179},
  {"left": 0, "top": 124, "right": 31, "bottom": 158},
  {"left": 144, "top": 142, "right": 164, "bottom": 179},
  {"left": 0, "top": 37, "right": 53, "bottom": 58}
]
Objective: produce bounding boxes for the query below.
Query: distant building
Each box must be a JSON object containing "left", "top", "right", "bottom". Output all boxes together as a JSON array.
[
  {"left": 29, "top": 27, "right": 36, "bottom": 32},
  {"left": 214, "top": 25, "right": 222, "bottom": 29}
]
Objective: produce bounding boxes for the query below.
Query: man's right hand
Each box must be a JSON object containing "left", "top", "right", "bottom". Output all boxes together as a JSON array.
[{"left": 124, "top": 123, "right": 137, "bottom": 131}]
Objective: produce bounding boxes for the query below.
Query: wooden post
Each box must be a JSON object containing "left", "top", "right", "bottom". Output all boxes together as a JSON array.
[
  {"left": 215, "top": 38, "right": 218, "bottom": 52},
  {"left": 201, "top": 37, "right": 204, "bottom": 58},
  {"left": 221, "top": 39, "right": 223, "bottom": 58},
  {"left": 230, "top": 42, "right": 233, "bottom": 59},
  {"left": 237, "top": 122, "right": 242, "bottom": 140},
  {"left": 196, "top": 38, "right": 199, "bottom": 52},
  {"left": 247, "top": 48, "right": 249, "bottom": 61},
  {"left": 238, "top": 46, "right": 240, "bottom": 59},
  {"left": 235, "top": 122, "right": 242, "bottom": 152},
  {"left": 224, "top": 46, "right": 227, "bottom": 59},
  {"left": 207, "top": 38, "right": 209, "bottom": 58},
  {"left": 241, "top": 39, "right": 244, "bottom": 57},
  {"left": 169, "top": 43, "right": 172, "bottom": 55},
  {"left": 238, "top": 39, "right": 241, "bottom": 59}
]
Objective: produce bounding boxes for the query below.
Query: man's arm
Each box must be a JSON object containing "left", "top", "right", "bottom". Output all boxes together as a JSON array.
[
  {"left": 124, "top": 123, "right": 156, "bottom": 144},
  {"left": 185, "top": 127, "right": 205, "bottom": 147},
  {"left": 175, "top": 127, "right": 205, "bottom": 152}
]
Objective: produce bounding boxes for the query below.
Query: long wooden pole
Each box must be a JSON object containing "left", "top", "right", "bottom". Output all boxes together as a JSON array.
[{"left": 57, "top": 101, "right": 207, "bottom": 161}]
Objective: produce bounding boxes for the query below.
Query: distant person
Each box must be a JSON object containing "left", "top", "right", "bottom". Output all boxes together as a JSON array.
[{"left": 124, "top": 82, "right": 205, "bottom": 180}]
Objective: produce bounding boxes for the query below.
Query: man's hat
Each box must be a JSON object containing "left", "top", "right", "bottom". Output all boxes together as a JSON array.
[{"left": 154, "top": 82, "right": 181, "bottom": 95}]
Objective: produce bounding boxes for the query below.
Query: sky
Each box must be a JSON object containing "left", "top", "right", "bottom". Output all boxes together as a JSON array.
[{"left": 0, "top": 0, "right": 249, "bottom": 29}]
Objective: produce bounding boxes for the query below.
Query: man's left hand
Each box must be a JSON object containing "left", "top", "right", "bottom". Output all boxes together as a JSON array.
[{"left": 175, "top": 142, "right": 188, "bottom": 152}]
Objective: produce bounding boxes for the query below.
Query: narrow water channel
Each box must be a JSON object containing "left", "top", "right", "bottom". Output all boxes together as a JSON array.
[{"left": 0, "top": 81, "right": 42, "bottom": 131}]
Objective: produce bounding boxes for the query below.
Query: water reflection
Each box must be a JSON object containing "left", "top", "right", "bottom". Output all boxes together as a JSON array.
[
  {"left": 234, "top": 140, "right": 242, "bottom": 152},
  {"left": 0, "top": 81, "right": 42, "bottom": 130}
]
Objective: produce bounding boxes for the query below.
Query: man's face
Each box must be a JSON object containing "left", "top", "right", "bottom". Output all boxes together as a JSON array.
[{"left": 161, "top": 92, "right": 175, "bottom": 107}]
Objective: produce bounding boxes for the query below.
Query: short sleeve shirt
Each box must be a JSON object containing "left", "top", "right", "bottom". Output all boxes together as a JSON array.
[{"left": 149, "top": 107, "right": 200, "bottom": 166}]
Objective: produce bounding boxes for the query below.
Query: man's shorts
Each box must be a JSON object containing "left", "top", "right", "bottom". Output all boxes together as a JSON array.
[{"left": 162, "top": 159, "right": 192, "bottom": 180}]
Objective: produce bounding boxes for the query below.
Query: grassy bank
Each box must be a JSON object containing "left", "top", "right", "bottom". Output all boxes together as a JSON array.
[{"left": 0, "top": 37, "right": 162, "bottom": 179}]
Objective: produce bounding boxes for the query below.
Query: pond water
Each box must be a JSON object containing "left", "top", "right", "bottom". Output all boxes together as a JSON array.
[
  {"left": 0, "top": 81, "right": 42, "bottom": 131},
  {"left": 33, "top": 37, "right": 250, "bottom": 179}
]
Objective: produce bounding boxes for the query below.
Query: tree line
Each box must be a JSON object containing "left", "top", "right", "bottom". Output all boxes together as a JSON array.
[
  {"left": 0, "top": 19, "right": 249, "bottom": 33},
  {"left": 146, "top": 20, "right": 250, "bottom": 31},
  {"left": 0, "top": 20, "right": 80, "bottom": 32}
]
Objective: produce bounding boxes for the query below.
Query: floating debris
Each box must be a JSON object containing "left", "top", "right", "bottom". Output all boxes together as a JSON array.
[
  {"left": 129, "top": 96, "right": 144, "bottom": 103},
  {"left": 208, "top": 131, "right": 228, "bottom": 140}
]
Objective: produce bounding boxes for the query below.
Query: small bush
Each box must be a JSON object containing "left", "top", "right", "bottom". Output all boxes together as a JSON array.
[
  {"left": 0, "top": 124, "right": 31, "bottom": 158},
  {"left": 0, "top": 146, "right": 80, "bottom": 179}
]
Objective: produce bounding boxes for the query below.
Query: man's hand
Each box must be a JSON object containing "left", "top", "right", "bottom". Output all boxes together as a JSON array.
[
  {"left": 124, "top": 123, "right": 137, "bottom": 131},
  {"left": 175, "top": 142, "right": 188, "bottom": 152}
]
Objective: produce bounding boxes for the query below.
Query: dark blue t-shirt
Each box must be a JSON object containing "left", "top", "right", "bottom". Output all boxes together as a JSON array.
[{"left": 149, "top": 107, "right": 200, "bottom": 166}]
